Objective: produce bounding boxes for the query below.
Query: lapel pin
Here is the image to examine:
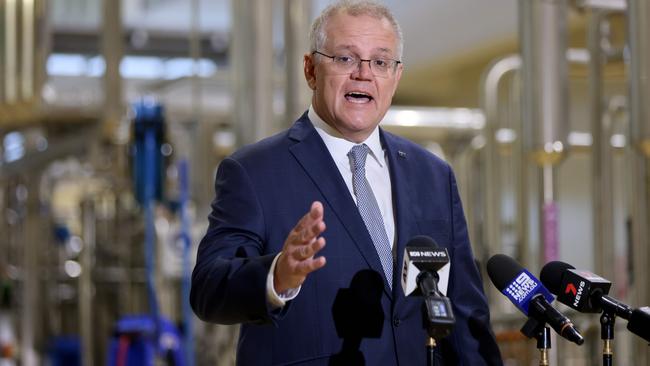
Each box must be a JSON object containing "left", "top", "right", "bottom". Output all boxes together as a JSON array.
[{"left": 398, "top": 151, "right": 407, "bottom": 158}]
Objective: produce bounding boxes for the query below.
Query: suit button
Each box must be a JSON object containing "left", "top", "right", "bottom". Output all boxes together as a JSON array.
[{"left": 393, "top": 316, "right": 400, "bottom": 327}]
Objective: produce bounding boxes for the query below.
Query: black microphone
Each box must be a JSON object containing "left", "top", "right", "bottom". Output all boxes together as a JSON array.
[
  {"left": 628, "top": 307, "right": 650, "bottom": 343},
  {"left": 487, "top": 254, "right": 584, "bottom": 345},
  {"left": 401, "top": 236, "right": 450, "bottom": 296},
  {"left": 540, "top": 261, "right": 650, "bottom": 342},
  {"left": 402, "top": 236, "right": 455, "bottom": 339}
]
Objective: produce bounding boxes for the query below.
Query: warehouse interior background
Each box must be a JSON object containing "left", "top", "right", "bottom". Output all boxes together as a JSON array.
[{"left": 1, "top": 0, "right": 650, "bottom": 364}]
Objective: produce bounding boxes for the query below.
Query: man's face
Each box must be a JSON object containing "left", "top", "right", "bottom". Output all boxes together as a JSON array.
[{"left": 304, "top": 12, "right": 403, "bottom": 143}]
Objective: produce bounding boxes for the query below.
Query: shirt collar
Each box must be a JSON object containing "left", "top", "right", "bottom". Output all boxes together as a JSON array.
[{"left": 308, "top": 105, "right": 384, "bottom": 166}]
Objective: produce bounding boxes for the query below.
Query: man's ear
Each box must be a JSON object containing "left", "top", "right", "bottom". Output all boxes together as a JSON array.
[{"left": 304, "top": 53, "right": 317, "bottom": 90}]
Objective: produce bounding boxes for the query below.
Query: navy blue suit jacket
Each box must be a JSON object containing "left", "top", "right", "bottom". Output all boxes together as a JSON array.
[{"left": 191, "top": 113, "right": 502, "bottom": 365}]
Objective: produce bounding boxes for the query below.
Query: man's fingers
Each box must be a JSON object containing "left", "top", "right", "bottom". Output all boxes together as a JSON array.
[
  {"left": 296, "top": 201, "right": 323, "bottom": 229},
  {"left": 299, "top": 220, "right": 325, "bottom": 243},
  {"left": 309, "top": 201, "right": 323, "bottom": 219},
  {"left": 294, "top": 245, "right": 310, "bottom": 260},
  {"left": 291, "top": 237, "right": 325, "bottom": 261},
  {"left": 291, "top": 237, "right": 326, "bottom": 260},
  {"left": 290, "top": 209, "right": 325, "bottom": 245},
  {"left": 289, "top": 243, "right": 310, "bottom": 261},
  {"left": 310, "top": 236, "right": 326, "bottom": 256},
  {"left": 275, "top": 201, "right": 326, "bottom": 292},
  {"left": 300, "top": 202, "right": 323, "bottom": 232},
  {"left": 295, "top": 256, "right": 327, "bottom": 275}
]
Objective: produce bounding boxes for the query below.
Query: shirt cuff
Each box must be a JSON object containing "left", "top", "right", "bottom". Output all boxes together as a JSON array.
[{"left": 266, "top": 252, "right": 301, "bottom": 309}]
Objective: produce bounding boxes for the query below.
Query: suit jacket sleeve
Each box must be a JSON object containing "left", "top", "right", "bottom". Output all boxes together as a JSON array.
[
  {"left": 190, "top": 157, "right": 284, "bottom": 325},
  {"left": 444, "top": 169, "right": 503, "bottom": 365}
]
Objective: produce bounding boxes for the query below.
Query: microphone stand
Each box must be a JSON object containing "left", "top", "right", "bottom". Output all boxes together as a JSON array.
[
  {"left": 535, "top": 326, "right": 551, "bottom": 366},
  {"left": 418, "top": 271, "right": 455, "bottom": 366},
  {"left": 426, "top": 337, "right": 437, "bottom": 366},
  {"left": 600, "top": 311, "right": 615, "bottom": 366},
  {"left": 521, "top": 318, "right": 552, "bottom": 366}
]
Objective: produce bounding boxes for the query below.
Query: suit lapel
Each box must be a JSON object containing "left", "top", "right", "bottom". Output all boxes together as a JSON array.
[
  {"left": 381, "top": 130, "right": 418, "bottom": 300},
  {"left": 288, "top": 115, "right": 393, "bottom": 297}
]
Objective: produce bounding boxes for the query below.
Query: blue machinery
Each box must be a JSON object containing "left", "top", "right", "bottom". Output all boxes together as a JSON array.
[
  {"left": 107, "top": 100, "right": 192, "bottom": 366},
  {"left": 132, "top": 100, "right": 164, "bottom": 345}
]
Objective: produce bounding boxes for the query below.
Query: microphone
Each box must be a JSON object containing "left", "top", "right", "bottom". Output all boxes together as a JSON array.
[
  {"left": 540, "top": 261, "right": 617, "bottom": 314},
  {"left": 628, "top": 307, "right": 650, "bottom": 342},
  {"left": 540, "top": 261, "right": 650, "bottom": 342},
  {"left": 401, "top": 236, "right": 455, "bottom": 339},
  {"left": 401, "top": 236, "right": 450, "bottom": 297},
  {"left": 487, "top": 254, "right": 584, "bottom": 345}
]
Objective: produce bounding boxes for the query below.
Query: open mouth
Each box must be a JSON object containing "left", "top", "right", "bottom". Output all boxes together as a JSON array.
[{"left": 345, "top": 91, "right": 374, "bottom": 103}]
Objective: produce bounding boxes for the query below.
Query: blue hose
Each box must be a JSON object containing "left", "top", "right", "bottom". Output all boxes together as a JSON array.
[
  {"left": 178, "top": 159, "right": 195, "bottom": 366},
  {"left": 143, "top": 128, "right": 160, "bottom": 339}
]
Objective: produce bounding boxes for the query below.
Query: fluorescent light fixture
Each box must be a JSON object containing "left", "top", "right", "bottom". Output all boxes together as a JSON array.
[
  {"left": 495, "top": 128, "right": 517, "bottom": 144},
  {"left": 568, "top": 132, "right": 592, "bottom": 147},
  {"left": 47, "top": 53, "right": 218, "bottom": 79},
  {"left": 382, "top": 106, "right": 485, "bottom": 130},
  {"left": 610, "top": 133, "right": 626, "bottom": 148}
]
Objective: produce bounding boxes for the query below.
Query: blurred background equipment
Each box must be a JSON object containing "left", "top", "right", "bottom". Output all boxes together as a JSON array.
[{"left": 0, "top": 0, "right": 649, "bottom": 364}]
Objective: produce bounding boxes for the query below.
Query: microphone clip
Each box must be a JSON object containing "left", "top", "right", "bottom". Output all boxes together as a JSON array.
[{"left": 521, "top": 318, "right": 552, "bottom": 350}]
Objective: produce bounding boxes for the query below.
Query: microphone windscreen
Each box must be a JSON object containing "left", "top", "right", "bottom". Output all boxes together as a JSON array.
[
  {"left": 628, "top": 307, "right": 650, "bottom": 342},
  {"left": 486, "top": 254, "right": 523, "bottom": 291},
  {"left": 540, "top": 261, "right": 575, "bottom": 295},
  {"left": 401, "top": 235, "right": 449, "bottom": 296},
  {"left": 405, "top": 235, "right": 438, "bottom": 248}
]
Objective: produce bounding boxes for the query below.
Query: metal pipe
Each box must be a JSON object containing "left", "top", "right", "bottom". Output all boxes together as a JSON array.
[
  {"left": 190, "top": 0, "right": 201, "bottom": 120},
  {"left": 5, "top": 0, "right": 18, "bottom": 104},
  {"left": 480, "top": 54, "right": 521, "bottom": 262},
  {"left": 479, "top": 54, "right": 522, "bottom": 314},
  {"left": 231, "top": 0, "right": 274, "bottom": 146},
  {"left": 80, "top": 199, "right": 95, "bottom": 366},
  {"left": 627, "top": 0, "right": 650, "bottom": 363},
  {"left": 509, "top": 71, "right": 527, "bottom": 267},
  {"left": 529, "top": 0, "right": 569, "bottom": 166},
  {"left": 179, "top": 159, "right": 195, "bottom": 366},
  {"left": 34, "top": 0, "right": 50, "bottom": 109},
  {"left": 484, "top": 56, "right": 523, "bottom": 124},
  {"left": 628, "top": 0, "right": 650, "bottom": 154},
  {"left": 102, "top": 0, "right": 123, "bottom": 139},
  {"left": 184, "top": 3, "right": 201, "bottom": 365},
  {"left": 21, "top": 179, "right": 40, "bottom": 365},
  {"left": 21, "top": 0, "right": 34, "bottom": 100},
  {"left": 190, "top": 0, "right": 213, "bottom": 225},
  {"left": 284, "top": 0, "right": 312, "bottom": 124},
  {"left": 520, "top": 0, "right": 569, "bottom": 271},
  {"left": 479, "top": 47, "right": 591, "bottom": 271},
  {"left": 588, "top": 10, "right": 615, "bottom": 282}
]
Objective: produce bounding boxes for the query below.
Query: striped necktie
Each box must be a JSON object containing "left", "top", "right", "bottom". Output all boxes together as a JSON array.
[{"left": 348, "top": 144, "right": 393, "bottom": 288}]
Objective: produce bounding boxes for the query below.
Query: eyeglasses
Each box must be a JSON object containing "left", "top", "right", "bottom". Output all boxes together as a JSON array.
[{"left": 312, "top": 51, "right": 401, "bottom": 78}]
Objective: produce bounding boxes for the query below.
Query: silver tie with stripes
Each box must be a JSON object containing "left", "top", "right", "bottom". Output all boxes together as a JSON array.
[{"left": 348, "top": 144, "right": 393, "bottom": 288}]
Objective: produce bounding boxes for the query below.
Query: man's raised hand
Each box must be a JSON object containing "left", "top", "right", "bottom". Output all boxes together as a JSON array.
[{"left": 274, "top": 201, "right": 327, "bottom": 293}]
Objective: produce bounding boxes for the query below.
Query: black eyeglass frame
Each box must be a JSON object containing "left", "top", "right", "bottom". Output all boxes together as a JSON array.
[{"left": 311, "top": 50, "right": 402, "bottom": 76}]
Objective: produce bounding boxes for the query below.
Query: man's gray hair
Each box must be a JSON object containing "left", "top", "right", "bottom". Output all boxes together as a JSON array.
[{"left": 309, "top": 0, "right": 403, "bottom": 60}]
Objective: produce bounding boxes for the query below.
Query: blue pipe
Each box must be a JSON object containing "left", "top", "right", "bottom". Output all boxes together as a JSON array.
[
  {"left": 178, "top": 159, "right": 195, "bottom": 366},
  {"left": 143, "top": 126, "right": 160, "bottom": 340}
]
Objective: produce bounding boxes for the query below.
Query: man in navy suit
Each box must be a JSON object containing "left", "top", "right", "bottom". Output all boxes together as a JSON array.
[{"left": 191, "top": 1, "right": 503, "bottom": 364}]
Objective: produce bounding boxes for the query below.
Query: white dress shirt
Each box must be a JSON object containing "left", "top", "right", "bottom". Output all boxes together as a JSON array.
[
  {"left": 267, "top": 106, "right": 396, "bottom": 307},
  {"left": 308, "top": 107, "right": 395, "bottom": 243}
]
